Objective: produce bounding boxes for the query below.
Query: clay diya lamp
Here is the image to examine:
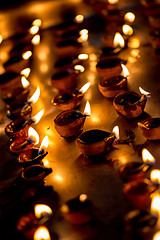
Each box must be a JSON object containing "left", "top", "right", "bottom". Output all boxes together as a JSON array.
[
  {"left": 21, "top": 164, "right": 52, "bottom": 182},
  {"left": 55, "top": 30, "right": 80, "bottom": 44},
  {"left": 54, "top": 101, "right": 90, "bottom": 138},
  {"left": 123, "top": 178, "right": 158, "bottom": 210},
  {"left": 54, "top": 20, "right": 78, "bottom": 38},
  {"left": 55, "top": 39, "right": 82, "bottom": 58},
  {"left": 150, "top": 30, "right": 160, "bottom": 50},
  {"left": 17, "top": 136, "right": 48, "bottom": 167},
  {"left": 113, "top": 87, "right": 151, "bottom": 119},
  {"left": 54, "top": 55, "right": 78, "bottom": 71},
  {"left": 76, "top": 127, "right": 117, "bottom": 156},
  {"left": 51, "top": 69, "right": 77, "bottom": 91},
  {"left": 52, "top": 82, "right": 90, "bottom": 110},
  {"left": 60, "top": 194, "right": 92, "bottom": 225},
  {"left": 138, "top": 117, "right": 160, "bottom": 140},
  {"left": 148, "top": 14, "right": 160, "bottom": 29},
  {"left": 96, "top": 56, "right": 123, "bottom": 80},
  {"left": 9, "top": 41, "right": 33, "bottom": 58},
  {"left": 0, "top": 71, "right": 22, "bottom": 92},
  {"left": 3, "top": 50, "right": 32, "bottom": 72}
]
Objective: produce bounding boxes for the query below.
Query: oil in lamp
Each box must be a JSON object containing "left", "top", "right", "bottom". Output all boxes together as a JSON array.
[
  {"left": 9, "top": 127, "right": 39, "bottom": 155},
  {"left": 118, "top": 148, "right": 156, "bottom": 182},
  {"left": 138, "top": 117, "right": 160, "bottom": 140},
  {"left": 17, "top": 136, "right": 49, "bottom": 167},
  {"left": 76, "top": 126, "right": 119, "bottom": 156},
  {"left": 113, "top": 87, "right": 151, "bottom": 119},
  {"left": 52, "top": 82, "right": 90, "bottom": 110},
  {"left": 60, "top": 194, "right": 93, "bottom": 225},
  {"left": 98, "top": 64, "right": 129, "bottom": 98},
  {"left": 54, "top": 101, "right": 91, "bottom": 138},
  {"left": 5, "top": 109, "right": 44, "bottom": 139}
]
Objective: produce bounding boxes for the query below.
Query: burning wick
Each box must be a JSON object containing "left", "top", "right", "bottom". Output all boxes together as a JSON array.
[
  {"left": 113, "top": 32, "right": 125, "bottom": 53},
  {"left": 22, "top": 109, "right": 44, "bottom": 128},
  {"left": 83, "top": 100, "right": 91, "bottom": 117},
  {"left": 33, "top": 226, "right": 51, "bottom": 240},
  {"left": 21, "top": 68, "right": 31, "bottom": 78},
  {"left": 38, "top": 136, "right": 49, "bottom": 155},
  {"left": 112, "top": 125, "right": 119, "bottom": 140},
  {"left": 27, "top": 86, "right": 40, "bottom": 105},
  {"left": 121, "top": 64, "right": 130, "bottom": 78},
  {"left": 142, "top": 148, "right": 156, "bottom": 166},
  {"left": 139, "top": 86, "right": 151, "bottom": 97},
  {"left": 34, "top": 204, "right": 52, "bottom": 222}
]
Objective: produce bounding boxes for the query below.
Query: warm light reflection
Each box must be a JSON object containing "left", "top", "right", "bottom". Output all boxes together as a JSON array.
[
  {"left": 32, "top": 19, "right": 42, "bottom": 27},
  {"left": 54, "top": 175, "right": 63, "bottom": 182},
  {"left": 121, "top": 64, "right": 130, "bottom": 78},
  {"left": 131, "top": 49, "right": 140, "bottom": 58},
  {"left": 42, "top": 159, "right": 49, "bottom": 167},
  {"left": 32, "top": 109, "right": 44, "bottom": 124},
  {"left": 79, "top": 194, "right": 87, "bottom": 202},
  {"left": 21, "top": 76, "right": 30, "bottom": 88},
  {"left": 22, "top": 51, "right": 32, "bottom": 60},
  {"left": 142, "top": 148, "right": 156, "bottom": 165},
  {"left": 21, "top": 68, "right": 31, "bottom": 78},
  {"left": 124, "top": 12, "right": 135, "bottom": 23},
  {"left": 83, "top": 101, "right": 91, "bottom": 116},
  {"left": 28, "top": 127, "right": 39, "bottom": 145},
  {"left": 128, "top": 37, "right": 140, "bottom": 48},
  {"left": 29, "top": 25, "right": 39, "bottom": 35},
  {"left": 61, "top": 204, "right": 69, "bottom": 213},
  {"left": 112, "top": 126, "right": 119, "bottom": 140},
  {"left": 113, "top": 32, "right": 125, "bottom": 48},
  {"left": 78, "top": 53, "right": 89, "bottom": 60},
  {"left": 79, "top": 29, "right": 88, "bottom": 42},
  {"left": 122, "top": 24, "right": 133, "bottom": 36},
  {"left": 75, "top": 14, "right": 84, "bottom": 23},
  {"left": 151, "top": 193, "right": 160, "bottom": 216},
  {"left": 0, "top": 35, "right": 2, "bottom": 44},
  {"left": 28, "top": 86, "right": 40, "bottom": 104},
  {"left": 40, "top": 63, "right": 49, "bottom": 73},
  {"left": 34, "top": 204, "right": 52, "bottom": 219},
  {"left": 74, "top": 65, "right": 85, "bottom": 72},
  {"left": 33, "top": 226, "right": 51, "bottom": 240},
  {"left": 108, "top": 0, "right": 119, "bottom": 3},
  {"left": 38, "top": 136, "right": 49, "bottom": 154},
  {"left": 79, "top": 82, "right": 91, "bottom": 94},
  {"left": 32, "top": 35, "right": 40, "bottom": 45},
  {"left": 139, "top": 86, "right": 151, "bottom": 97},
  {"left": 150, "top": 170, "right": 160, "bottom": 184},
  {"left": 90, "top": 113, "right": 100, "bottom": 123},
  {"left": 153, "top": 231, "right": 160, "bottom": 240}
]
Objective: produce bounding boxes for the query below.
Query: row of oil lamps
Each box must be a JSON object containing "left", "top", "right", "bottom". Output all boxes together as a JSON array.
[{"left": 1, "top": 1, "right": 160, "bottom": 239}]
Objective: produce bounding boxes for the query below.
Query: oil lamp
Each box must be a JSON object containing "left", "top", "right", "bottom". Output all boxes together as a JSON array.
[
  {"left": 98, "top": 64, "right": 129, "bottom": 98},
  {"left": 54, "top": 20, "right": 78, "bottom": 38},
  {"left": 118, "top": 148, "right": 156, "bottom": 182},
  {"left": 17, "top": 136, "right": 49, "bottom": 167},
  {"left": 60, "top": 194, "right": 93, "bottom": 225},
  {"left": 76, "top": 126, "right": 118, "bottom": 156},
  {"left": 113, "top": 87, "right": 151, "bottom": 119},
  {"left": 5, "top": 109, "right": 44, "bottom": 139},
  {"left": 54, "top": 55, "right": 78, "bottom": 71},
  {"left": 9, "top": 127, "right": 39, "bottom": 155},
  {"left": 101, "top": 32, "right": 125, "bottom": 54},
  {"left": 55, "top": 39, "right": 82, "bottom": 58},
  {"left": 52, "top": 82, "right": 90, "bottom": 110},
  {"left": 138, "top": 117, "right": 160, "bottom": 140},
  {"left": 8, "top": 41, "right": 33, "bottom": 58},
  {"left": 54, "top": 101, "right": 90, "bottom": 138}
]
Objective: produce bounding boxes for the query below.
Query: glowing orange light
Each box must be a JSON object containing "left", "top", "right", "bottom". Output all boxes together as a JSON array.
[
  {"left": 74, "top": 65, "right": 85, "bottom": 73},
  {"left": 21, "top": 68, "right": 31, "bottom": 78},
  {"left": 79, "top": 194, "right": 87, "bottom": 202},
  {"left": 28, "top": 127, "right": 39, "bottom": 145},
  {"left": 31, "top": 35, "right": 40, "bottom": 45},
  {"left": 142, "top": 148, "right": 156, "bottom": 165},
  {"left": 124, "top": 12, "right": 135, "bottom": 23},
  {"left": 34, "top": 204, "right": 52, "bottom": 219},
  {"left": 108, "top": 0, "right": 119, "bottom": 3},
  {"left": 153, "top": 231, "right": 160, "bottom": 240},
  {"left": 42, "top": 159, "right": 49, "bottom": 167},
  {"left": 78, "top": 53, "right": 89, "bottom": 60},
  {"left": 150, "top": 169, "right": 160, "bottom": 184},
  {"left": 139, "top": 87, "right": 151, "bottom": 97},
  {"left": 113, "top": 32, "right": 125, "bottom": 48},
  {"left": 121, "top": 64, "right": 130, "bottom": 78},
  {"left": 78, "top": 29, "right": 88, "bottom": 42},
  {"left": 28, "top": 87, "right": 40, "bottom": 104},
  {"left": 0, "top": 35, "right": 3, "bottom": 44},
  {"left": 33, "top": 226, "right": 51, "bottom": 240},
  {"left": 128, "top": 37, "right": 140, "bottom": 48},
  {"left": 32, "top": 109, "right": 44, "bottom": 124},
  {"left": 32, "top": 19, "right": 42, "bottom": 27},
  {"left": 75, "top": 15, "right": 84, "bottom": 23},
  {"left": 83, "top": 101, "right": 91, "bottom": 116},
  {"left": 38, "top": 136, "right": 49, "bottom": 153},
  {"left": 122, "top": 24, "right": 133, "bottom": 36},
  {"left": 22, "top": 51, "right": 32, "bottom": 60},
  {"left": 112, "top": 126, "right": 119, "bottom": 140},
  {"left": 29, "top": 25, "right": 39, "bottom": 35},
  {"left": 79, "top": 82, "right": 91, "bottom": 94},
  {"left": 21, "top": 76, "right": 30, "bottom": 88},
  {"left": 151, "top": 193, "right": 160, "bottom": 216}
]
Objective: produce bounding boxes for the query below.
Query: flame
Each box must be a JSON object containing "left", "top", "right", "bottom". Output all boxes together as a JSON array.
[
  {"left": 113, "top": 32, "right": 125, "bottom": 48},
  {"left": 32, "top": 109, "right": 44, "bottom": 124},
  {"left": 78, "top": 53, "right": 89, "bottom": 60},
  {"left": 79, "top": 29, "right": 88, "bottom": 42},
  {"left": 32, "top": 35, "right": 40, "bottom": 45},
  {"left": 33, "top": 226, "right": 51, "bottom": 240},
  {"left": 43, "top": 159, "right": 49, "bottom": 167},
  {"left": 28, "top": 127, "right": 39, "bottom": 145},
  {"left": 74, "top": 65, "right": 85, "bottom": 73},
  {"left": 142, "top": 148, "right": 156, "bottom": 165},
  {"left": 79, "top": 194, "right": 87, "bottom": 202},
  {"left": 21, "top": 76, "right": 30, "bottom": 88},
  {"left": 75, "top": 15, "right": 84, "bottom": 23},
  {"left": 83, "top": 101, "right": 91, "bottom": 116},
  {"left": 124, "top": 12, "right": 135, "bottom": 23},
  {"left": 139, "top": 87, "right": 151, "bottom": 97},
  {"left": 108, "top": 0, "right": 119, "bottom": 3},
  {"left": 128, "top": 37, "right": 140, "bottom": 48},
  {"left": 121, "top": 64, "right": 130, "bottom": 78},
  {"left": 153, "top": 231, "right": 160, "bottom": 240},
  {"left": 151, "top": 193, "right": 160, "bottom": 216},
  {"left": 34, "top": 204, "right": 52, "bottom": 219},
  {"left": 28, "top": 86, "right": 40, "bottom": 104},
  {"left": 122, "top": 24, "right": 133, "bottom": 36},
  {"left": 22, "top": 51, "right": 32, "bottom": 60},
  {"left": 112, "top": 126, "right": 119, "bottom": 140},
  {"left": 21, "top": 68, "right": 31, "bottom": 78},
  {"left": 29, "top": 25, "right": 39, "bottom": 35},
  {"left": 38, "top": 136, "right": 49, "bottom": 154},
  {"left": 79, "top": 82, "right": 91, "bottom": 94},
  {"left": 32, "top": 19, "right": 42, "bottom": 27},
  {"left": 0, "top": 35, "right": 2, "bottom": 44},
  {"left": 150, "top": 169, "right": 160, "bottom": 184}
]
